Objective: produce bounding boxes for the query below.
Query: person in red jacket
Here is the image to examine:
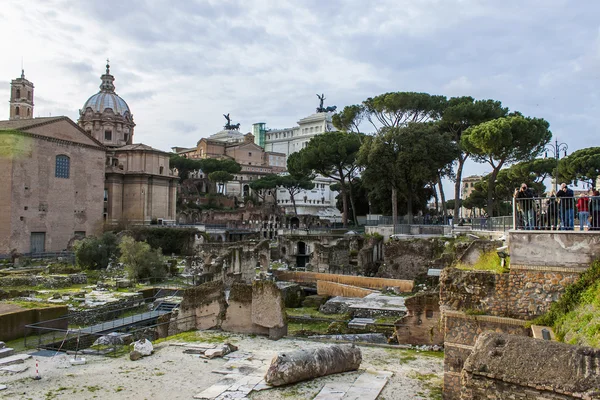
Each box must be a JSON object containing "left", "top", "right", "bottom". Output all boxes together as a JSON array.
[{"left": 577, "top": 192, "right": 590, "bottom": 231}]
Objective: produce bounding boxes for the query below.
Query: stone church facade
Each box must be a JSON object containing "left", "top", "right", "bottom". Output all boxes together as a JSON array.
[
  {"left": 0, "top": 117, "right": 105, "bottom": 254},
  {"left": 0, "top": 65, "right": 177, "bottom": 254}
]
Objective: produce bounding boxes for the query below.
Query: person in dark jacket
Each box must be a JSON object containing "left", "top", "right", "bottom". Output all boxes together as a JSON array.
[
  {"left": 556, "top": 183, "right": 575, "bottom": 230},
  {"left": 514, "top": 183, "right": 535, "bottom": 230},
  {"left": 546, "top": 190, "right": 559, "bottom": 230},
  {"left": 590, "top": 189, "right": 600, "bottom": 231}
]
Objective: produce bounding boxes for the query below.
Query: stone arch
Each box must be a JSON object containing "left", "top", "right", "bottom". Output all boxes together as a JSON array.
[{"left": 290, "top": 216, "right": 300, "bottom": 229}]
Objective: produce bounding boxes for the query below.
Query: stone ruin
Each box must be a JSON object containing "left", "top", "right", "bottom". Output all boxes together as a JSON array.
[
  {"left": 184, "top": 239, "right": 271, "bottom": 285},
  {"left": 165, "top": 280, "right": 287, "bottom": 340},
  {"left": 461, "top": 332, "right": 600, "bottom": 399}
]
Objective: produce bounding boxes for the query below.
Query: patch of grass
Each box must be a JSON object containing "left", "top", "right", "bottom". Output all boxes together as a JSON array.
[
  {"left": 455, "top": 251, "right": 509, "bottom": 274},
  {"left": 287, "top": 321, "right": 332, "bottom": 336},
  {"left": 86, "top": 385, "right": 101, "bottom": 393},
  {"left": 285, "top": 307, "right": 348, "bottom": 320},
  {"left": 409, "top": 371, "right": 443, "bottom": 400}
]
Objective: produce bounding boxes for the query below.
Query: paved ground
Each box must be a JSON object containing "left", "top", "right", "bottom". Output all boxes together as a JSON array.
[{"left": 0, "top": 331, "right": 443, "bottom": 400}]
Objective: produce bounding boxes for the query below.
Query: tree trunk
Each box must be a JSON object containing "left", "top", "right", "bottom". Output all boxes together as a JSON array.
[
  {"left": 438, "top": 174, "right": 447, "bottom": 221},
  {"left": 406, "top": 191, "right": 413, "bottom": 224},
  {"left": 486, "top": 165, "right": 502, "bottom": 218},
  {"left": 348, "top": 181, "right": 358, "bottom": 226},
  {"left": 341, "top": 184, "right": 348, "bottom": 227},
  {"left": 391, "top": 187, "right": 398, "bottom": 229},
  {"left": 289, "top": 190, "right": 298, "bottom": 215},
  {"left": 453, "top": 155, "right": 466, "bottom": 222},
  {"left": 432, "top": 184, "right": 439, "bottom": 214},
  {"left": 265, "top": 345, "right": 362, "bottom": 387}
]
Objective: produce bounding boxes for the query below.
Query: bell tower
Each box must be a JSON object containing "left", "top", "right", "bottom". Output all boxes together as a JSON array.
[{"left": 9, "top": 70, "right": 34, "bottom": 120}]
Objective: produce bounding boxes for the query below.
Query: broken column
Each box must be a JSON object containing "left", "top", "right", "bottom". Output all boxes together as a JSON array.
[{"left": 264, "top": 344, "right": 362, "bottom": 386}]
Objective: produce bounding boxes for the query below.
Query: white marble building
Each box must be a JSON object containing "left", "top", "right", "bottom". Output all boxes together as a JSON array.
[{"left": 254, "top": 112, "right": 341, "bottom": 222}]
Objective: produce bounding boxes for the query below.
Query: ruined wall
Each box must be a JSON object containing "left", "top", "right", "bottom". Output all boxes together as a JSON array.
[
  {"left": 169, "top": 281, "right": 226, "bottom": 334},
  {"left": 380, "top": 238, "right": 452, "bottom": 281},
  {"left": 395, "top": 292, "right": 444, "bottom": 346},
  {"left": 198, "top": 240, "right": 270, "bottom": 285},
  {"left": 461, "top": 332, "right": 600, "bottom": 400},
  {"left": 169, "top": 280, "right": 287, "bottom": 339},
  {"left": 222, "top": 283, "right": 269, "bottom": 335},
  {"left": 442, "top": 311, "right": 531, "bottom": 400},
  {"left": 440, "top": 267, "right": 580, "bottom": 319},
  {"left": 311, "top": 240, "right": 351, "bottom": 273}
]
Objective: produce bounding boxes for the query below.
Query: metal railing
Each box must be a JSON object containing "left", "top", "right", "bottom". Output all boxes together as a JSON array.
[
  {"left": 469, "top": 216, "right": 513, "bottom": 232},
  {"left": 24, "top": 292, "right": 186, "bottom": 356},
  {"left": 513, "top": 196, "right": 600, "bottom": 231}
]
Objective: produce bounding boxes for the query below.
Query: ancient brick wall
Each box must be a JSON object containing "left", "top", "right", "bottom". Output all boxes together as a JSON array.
[
  {"left": 440, "top": 266, "right": 581, "bottom": 399},
  {"left": 440, "top": 267, "right": 580, "bottom": 320},
  {"left": 395, "top": 292, "right": 444, "bottom": 346}
]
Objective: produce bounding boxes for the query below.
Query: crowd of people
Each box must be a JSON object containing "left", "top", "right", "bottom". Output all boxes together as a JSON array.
[{"left": 514, "top": 183, "right": 600, "bottom": 230}]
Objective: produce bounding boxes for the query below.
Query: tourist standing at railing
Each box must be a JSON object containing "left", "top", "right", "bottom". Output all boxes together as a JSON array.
[
  {"left": 546, "top": 191, "right": 559, "bottom": 230},
  {"left": 577, "top": 192, "right": 590, "bottom": 231},
  {"left": 514, "top": 184, "right": 535, "bottom": 230},
  {"left": 590, "top": 190, "right": 600, "bottom": 231},
  {"left": 556, "top": 183, "right": 575, "bottom": 230}
]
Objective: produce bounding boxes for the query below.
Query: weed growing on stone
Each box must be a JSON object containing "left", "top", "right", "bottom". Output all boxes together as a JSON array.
[{"left": 455, "top": 251, "right": 509, "bottom": 274}]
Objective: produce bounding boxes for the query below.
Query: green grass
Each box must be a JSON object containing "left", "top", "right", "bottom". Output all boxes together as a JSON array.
[
  {"left": 533, "top": 260, "right": 600, "bottom": 347},
  {"left": 409, "top": 371, "right": 443, "bottom": 400},
  {"left": 288, "top": 321, "right": 332, "bottom": 336},
  {"left": 455, "top": 251, "right": 509, "bottom": 274},
  {"left": 285, "top": 307, "right": 348, "bottom": 320}
]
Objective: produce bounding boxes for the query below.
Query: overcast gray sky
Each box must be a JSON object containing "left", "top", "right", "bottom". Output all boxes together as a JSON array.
[{"left": 1, "top": 0, "right": 598, "bottom": 196}]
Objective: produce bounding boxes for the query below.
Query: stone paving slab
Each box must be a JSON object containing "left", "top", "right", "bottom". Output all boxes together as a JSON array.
[
  {"left": 312, "top": 369, "right": 393, "bottom": 400},
  {"left": 0, "top": 348, "right": 15, "bottom": 358},
  {"left": 0, "top": 354, "right": 32, "bottom": 367},
  {"left": 0, "top": 364, "right": 29, "bottom": 374}
]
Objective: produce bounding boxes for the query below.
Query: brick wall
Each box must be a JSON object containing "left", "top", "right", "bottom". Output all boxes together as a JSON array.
[{"left": 440, "top": 266, "right": 580, "bottom": 320}]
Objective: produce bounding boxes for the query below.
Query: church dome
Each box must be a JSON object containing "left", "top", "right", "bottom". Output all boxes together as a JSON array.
[
  {"left": 83, "top": 91, "right": 130, "bottom": 117},
  {"left": 80, "top": 61, "right": 132, "bottom": 119}
]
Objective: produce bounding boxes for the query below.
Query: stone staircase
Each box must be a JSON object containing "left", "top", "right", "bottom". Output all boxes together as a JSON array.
[
  {"left": 154, "top": 301, "right": 179, "bottom": 313},
  {"left": 0, "top": 341, "right": 32, "bottom": 368}
]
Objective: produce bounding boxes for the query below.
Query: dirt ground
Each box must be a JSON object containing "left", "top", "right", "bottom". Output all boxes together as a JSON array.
[{"left": 0, "top": 332, "right": 443, "bottom": 400}]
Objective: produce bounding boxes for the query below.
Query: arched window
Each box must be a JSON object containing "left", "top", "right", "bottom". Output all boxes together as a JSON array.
[
  {"left": 55, "top": 155, "right": 70, "bottom": 178},
  {"left": 15, "top": 106, "right": 19, "bottom": 116},
  {"left": 159, "top": 166, "right": 164, "bottom": 174},
  {"left": 16, "top": 89, "right": 20, "bottom": 98},
  {"left": 27, "top": 91, "right": 31, "bottom": 100},
  {"left": 27, "top": 109, "right": 30, "bottom": 117}
]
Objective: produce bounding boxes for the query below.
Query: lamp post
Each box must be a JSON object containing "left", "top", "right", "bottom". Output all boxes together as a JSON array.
[{"left": 545, "top": 138, "right": 568, "bottom": 193}]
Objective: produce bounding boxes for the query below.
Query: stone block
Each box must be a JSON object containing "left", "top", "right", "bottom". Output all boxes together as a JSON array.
[
  {"left": 0, "top": 348, "right": 15, "bottom": 359},
  {"left": 252, "top": 280, "right": 286, "bottom": 329},
  {"left": 302, "top": 294, "right": 327, "bottom": 308}
]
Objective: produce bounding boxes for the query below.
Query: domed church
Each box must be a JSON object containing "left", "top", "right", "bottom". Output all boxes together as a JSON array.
[
  {"left": 77, "top": 62, "right": 177, "bottom": 227},
  {"left": 78, "top": 61, "right": 135, "bottom": 147}
]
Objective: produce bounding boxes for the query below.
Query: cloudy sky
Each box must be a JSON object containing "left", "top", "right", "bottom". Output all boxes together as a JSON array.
[{"left": 1, "top": 0, "right": 598, "bottom": 196}]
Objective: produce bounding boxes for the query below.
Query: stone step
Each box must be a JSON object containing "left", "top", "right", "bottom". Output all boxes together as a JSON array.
[
  {"left": 0, "top": 348, "right": 14, "bottom": 359},
  {"left": 0, "top": 341, "right": 5, "bottom": 349},
  {"left": 0, "top": 354, "right": 31, "bottom": 367}
]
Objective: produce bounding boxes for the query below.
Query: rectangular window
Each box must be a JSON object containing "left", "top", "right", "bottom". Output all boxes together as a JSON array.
[
  {"left": 104, "top": 189, "right": 109, "bottom": 201},
  {"left": 105, "top": 130, "right": 112, "bottom": 141},
  {"left": 30, "top": 232, "right": 46, "bottom": 253},
  {"left": 55, "top": 155, "right": 70, "bottom": 178},
  {"left": 426, "top": 310, "right": 434, "bottom": 319}
]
